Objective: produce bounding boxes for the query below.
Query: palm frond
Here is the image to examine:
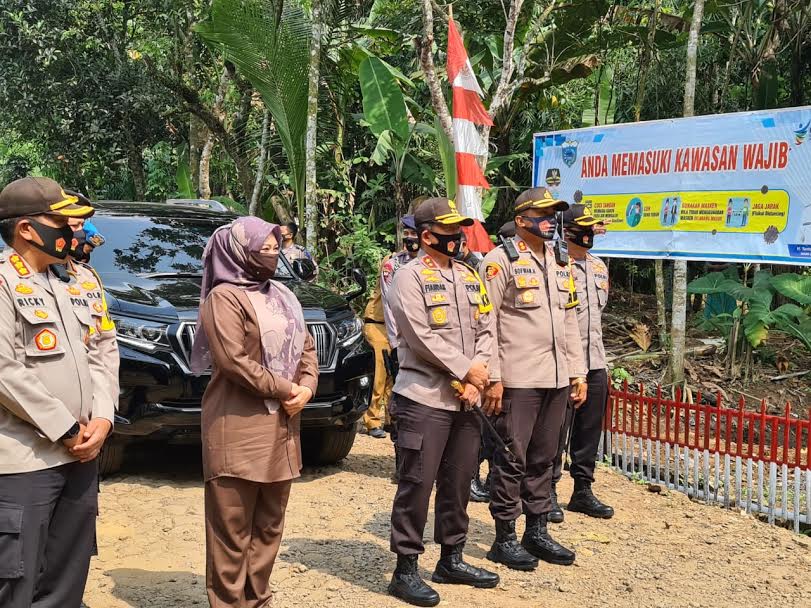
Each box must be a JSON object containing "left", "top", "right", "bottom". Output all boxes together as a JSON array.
[{"left": 197, "top": 0, "right": 311, "bottom": 207}]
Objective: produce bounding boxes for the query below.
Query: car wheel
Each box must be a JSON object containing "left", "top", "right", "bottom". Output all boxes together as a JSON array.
[
  {"left": 98, "top": 439, "right": 126, "bottom": 477},
  {"left": 301, "top": 426, "right": 358, "bottom": 466}
]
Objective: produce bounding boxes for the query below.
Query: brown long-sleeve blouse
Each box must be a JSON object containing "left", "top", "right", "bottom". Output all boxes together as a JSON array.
[{"left": 199, "top": 284, "right": 319, "bottom": 483}]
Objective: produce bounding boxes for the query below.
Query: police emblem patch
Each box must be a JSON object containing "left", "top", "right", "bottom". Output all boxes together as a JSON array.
[
  {"left": 55, "top": 238, "right": 67, "bottom": 253},
  {"left": 34, "top": 329, "right": 57, "bottom": 351},
  {"left": 431, "top": 307, "right": 447, "bottom": 325},
  {"left": 92, "top": 302, "right": 104, "bottom": 313},
  {"left": 521, "top": 290, "right": 535, "bottom": 304},
  {"left": 485, "top": 263, "right": 501, "bottom": 281}
]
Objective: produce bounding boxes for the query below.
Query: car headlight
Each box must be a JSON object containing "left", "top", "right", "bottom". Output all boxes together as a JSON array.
[
  {"left": 335, "top": 316, "right": 363, "bottom": 347},
  {"left": 111, "top": 314, "right": 172, "bottom": 352}
]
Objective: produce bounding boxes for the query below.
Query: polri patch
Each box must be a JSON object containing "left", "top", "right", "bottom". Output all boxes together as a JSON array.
[
  {"left": 34, "top": 329, "right": 57, "bottom": 351},
  {"left": 485, "top": 263, "right": 501, "bottom": 281}
]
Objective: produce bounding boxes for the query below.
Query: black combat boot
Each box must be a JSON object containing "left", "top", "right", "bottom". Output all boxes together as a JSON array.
[
  {"left": 432, "top": 543, "right": 500, "bottom": 588},
  {"left": 486, "top": 519, "right": 538, "bottom": 571},
  {"left": 568, "top": 480, "right": 615, "bottom": 519},
  {"left": 548, "top": 484, "right": 564, "bottom": 523},
  {"left": 469, "top": 475, "right": 490, "bottom": 503},
  {"left": 521, "top": 514, "right": 575, "bottom": 565},
  {"left": 388, "top": 554, "right": 440, "bottom": 607}
]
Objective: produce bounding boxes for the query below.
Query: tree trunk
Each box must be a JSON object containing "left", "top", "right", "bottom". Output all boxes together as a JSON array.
[
  {"left": 671, "top": 0, "right": 705, "bottom": 384},
  {"left": 189, "top": 115, "right": 206, "bottom": 195},
  {"left": 418, "top": 0, "right": 453, "bottom": 142},
  {"left": 655, "top": 259, "right": 668, "bottom": 349},
  {"left": 249, "top": 109, "right": 271, "bottom": 217},
  {"left": 633, "top": 0, "right": 660, "bottom": 122},
  {"left": 199, "top": 68, "right": 230, "bottom": 200},
  {"left": 304, "top": 0, "right": 322, "bottom": 251},
  {"left": 127, "top": 143, "right": 146, "bottom": 201}
]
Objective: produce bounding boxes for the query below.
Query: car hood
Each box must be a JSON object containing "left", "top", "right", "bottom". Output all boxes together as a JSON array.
[{"left": 104, "top": 274, "right": 351, "bottom": 321}]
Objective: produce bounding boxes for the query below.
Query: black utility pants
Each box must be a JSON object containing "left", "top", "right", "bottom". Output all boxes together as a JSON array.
[
  {"left": 390, "top": 395, "right": 480, "bottom": 555},
  {"left": 553, "top": 369, "right": 609, "bottom": 485},
  {"left": 0, "top": 460, "right": 98, "bottom": 608}
]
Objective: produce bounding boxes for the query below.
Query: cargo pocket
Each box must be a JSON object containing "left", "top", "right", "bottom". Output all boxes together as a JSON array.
[
  {"left": 396, "top": 431, "right": 423, "bottom": 484},
  {"left": 494, "top": 399, "right": 513, "bottom": 446},
  {"left": 0, "top": 504, "right": 24, "bottom": 579}
]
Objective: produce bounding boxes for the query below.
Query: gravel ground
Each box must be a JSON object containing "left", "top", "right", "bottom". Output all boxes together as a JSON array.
[{"left": 84, "top": 434, "right": 810, "bottom": 608}]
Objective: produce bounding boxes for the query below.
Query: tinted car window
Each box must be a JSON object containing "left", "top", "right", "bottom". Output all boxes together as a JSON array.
[{"left": 89, "top": 214, "right": 293, "bottom": 279}]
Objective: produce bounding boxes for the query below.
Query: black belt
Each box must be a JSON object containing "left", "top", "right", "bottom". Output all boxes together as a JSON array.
[{"left": 364, "top": 318, "right": 385, "bottom": 324}]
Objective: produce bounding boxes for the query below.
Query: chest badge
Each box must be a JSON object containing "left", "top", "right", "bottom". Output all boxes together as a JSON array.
[
  {"left": 92, "top": 302, "right": 104, "bottom": 313},
  {"left": 67, "top": 286, "right": 82, "bottom": 296},
  {"left": 15, "top": 283, "right": 34, "bottom": 295},
  {"left": 34, "top": 329, "right": 58, "bottom": 351},
  {"left": 431, "top": 307, "right": 448, "bottom": 326},
  {"left": 431, "top": 294, "right": 447, "bottom": 304},
  {"left": 81, "top": 281, "right": 98, "bottom": 291},
  {"left": 34, "top": 309, "right": 49, "bottom": 320},
  {"left": 521, "top": 290, "right": 535, "bottom": 304},
  {"left": 517, "top": 275, "right": 528, "bottom": 288}
]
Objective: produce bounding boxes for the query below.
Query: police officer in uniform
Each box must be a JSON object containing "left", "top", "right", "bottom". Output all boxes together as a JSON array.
[
  {"left": 550, "top": 204, "right": 614, "bottom": 521},
  {"left": 481, "top": 187, "right": 587, "bottom": 571},
  {"left": 387, "top": 198, "right": 498, "bottom": 607},
  {"left": 361, "top": 216, "right": 419, "bottom": 440},
  {"left": 0, "top": 177, "right": 115, "bottom": 608}
]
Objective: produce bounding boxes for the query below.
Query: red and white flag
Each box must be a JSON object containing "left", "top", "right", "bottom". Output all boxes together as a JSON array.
[{"left": 447, "top": 18, "right": 494, "bottom": 252}]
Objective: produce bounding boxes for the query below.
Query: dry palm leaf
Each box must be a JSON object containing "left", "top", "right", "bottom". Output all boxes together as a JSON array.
[{"left": 629, "top": 322, "right": 652, "bottom": 352}]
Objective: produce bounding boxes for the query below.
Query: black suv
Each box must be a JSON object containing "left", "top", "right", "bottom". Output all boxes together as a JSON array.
[{"left": 86, "top": 202, "right": 373, "bottom": 474}]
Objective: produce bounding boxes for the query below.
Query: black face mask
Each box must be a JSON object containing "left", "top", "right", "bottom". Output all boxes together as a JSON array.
[
  {"left": 519, "top": 214, "right": 557, "bottom": 240},
  {"left": 403, "top": 237, "right": 420, "bottom": 254},
  {"left": 247, "top": 251, "right": 279, "bottom": 281},
  {"left": 26, "top": 218, "right": 73, "bottom": 261},
  {"left": 427, "top": 231, "right": 463, "bottom": 257},
  {"left": 567, "top": 227, "right": 595, "bottom": 249},
  {"left": 70, "top": 230, "right": 91, "bottom": 263}
]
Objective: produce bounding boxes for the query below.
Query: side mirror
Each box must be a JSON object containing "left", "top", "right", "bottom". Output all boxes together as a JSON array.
[
  {"left": 292, "top": 259, "right": 317, "bottom": 281},
  {"left": 344, "top": 267, "right": 367, "bottom": 301}
]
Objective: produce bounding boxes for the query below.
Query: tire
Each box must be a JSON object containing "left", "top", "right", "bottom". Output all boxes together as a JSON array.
[
  {"left": 98, "top": 439, "right": 126, "bottom": 477},
  {"left": 301, "top": 426, "right": 358, "bottom": 466}
]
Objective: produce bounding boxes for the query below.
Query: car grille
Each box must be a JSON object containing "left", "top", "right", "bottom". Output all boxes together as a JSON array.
[{"left": 175, "top": 321, "right": 336, "bottom": 371}]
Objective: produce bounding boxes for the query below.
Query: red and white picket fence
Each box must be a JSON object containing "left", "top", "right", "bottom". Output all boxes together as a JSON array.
[{"left": 599, "top": 383, "right": 810, "bottom": 532}]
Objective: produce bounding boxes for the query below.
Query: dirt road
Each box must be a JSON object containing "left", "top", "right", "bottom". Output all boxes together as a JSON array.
[{"left": 84, "top": 434, "right": 810, "bottom": 608}]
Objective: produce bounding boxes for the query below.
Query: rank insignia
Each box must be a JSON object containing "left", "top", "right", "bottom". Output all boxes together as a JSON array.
[
  {"left": 463, "top": 274, "right": 478, "bottom": 283},
  {"left": 81, "top": 281, "right": 98, "bottom": 290},
  {"left": 92, "top": 302, "right": 104, "bottom": 313},
  {"left": 431, "top": 307, "right": 448, "bottom": 325},
  {"left": 515, "top": 259, "right": 531, "bottom": 266},
  {"left": 422, "top": 256, "right": 437, "bottom": 270},
  {"left": 9, "top": 254, "right": 30, "bottom": 277},
  {"left": 521, "top": 290, "right": 535, "bottom": 304},
  {"left": 423, "top": 275, "right": 441, "bottom": 283},
  {"left": 420, "top": 268, "right": 437, "bottom": 276},
  {"left": 15, "top": 283, "right": 34, "bottom": 295},
  {"left": 34, "top": 309, "right": 49, "bottom": 320},
  {"left": 431, "top": 294, "right": 447, "bottom": 304},
  {"left": 68, "top": 286, "right": 81, "bottom": 296},
  {"left": 516, "top": 240, "right": 528, "bottom": 253},
  {"left": 485, "top": 263, "right": 501, "bottom": 281},
  {"left": 34, "top": 329, "right": 57, "bottom": 351},
  {"left": 474, "top": 310, "right": 480, "bottom": 321}
]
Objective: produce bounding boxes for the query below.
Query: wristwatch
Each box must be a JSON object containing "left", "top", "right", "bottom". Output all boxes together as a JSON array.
[{"left": 60, "top": 422, "right": 81, "bottom": 441}]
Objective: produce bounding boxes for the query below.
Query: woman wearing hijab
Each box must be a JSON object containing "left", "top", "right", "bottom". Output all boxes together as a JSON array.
[{"left": 191, "top": 217, "right": 319, "bottom": 608}]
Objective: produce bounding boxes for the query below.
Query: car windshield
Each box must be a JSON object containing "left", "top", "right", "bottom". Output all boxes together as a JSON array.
[{"left": 86, "top": 213, "right": 293, "bottom": 280}]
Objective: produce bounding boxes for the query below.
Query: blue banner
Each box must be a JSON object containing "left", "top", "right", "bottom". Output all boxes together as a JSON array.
[{"left": 532, "top": 107, "right": 811, "bottom": 265}]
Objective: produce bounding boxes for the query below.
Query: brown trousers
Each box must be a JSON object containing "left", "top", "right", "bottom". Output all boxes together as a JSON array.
[
  {"left": 205, "top": 477, "right": 292, "bottom": 608},
  {"left": 489, "top": 387, "right": 568, "bottom": 521},
  {"left": 390, "top": 395, "right": 480, "bottom": 555},
  {"left": 363, "top": 321, "right": 392, "bottom": 431}
]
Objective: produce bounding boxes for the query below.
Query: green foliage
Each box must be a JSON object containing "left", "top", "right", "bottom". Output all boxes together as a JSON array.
[
  {"left": 688, "top": 271, "right": 811, "bottom": 352},
  {"left": 610, "top": 367, "right": 634, "bottom": 389},
  {"left": 359, "top": 56, "right": 409, "bottom": 141},
  {"left": 197, "top": 0, "right": 310, "bottom": 212}
]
